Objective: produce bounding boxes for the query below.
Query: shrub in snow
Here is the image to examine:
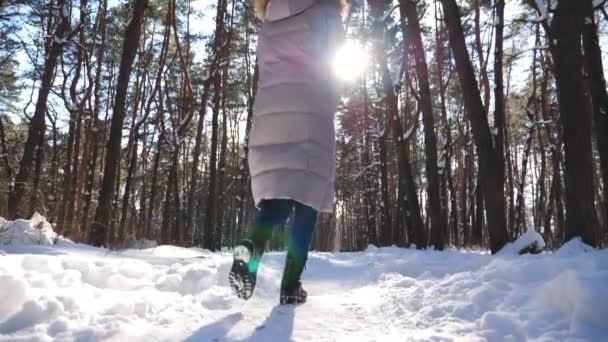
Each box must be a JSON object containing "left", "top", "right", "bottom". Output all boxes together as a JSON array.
[
  {"left": 0, "top": 213, "right": 70, "bottom": 246},
  {"left": 498, "top": 227, "right": 545, "bottom": 255},
  {"left": 517, "top": 241, "right": 543, "bottom": 255},
  {"left": 128, "top": 239, "right": 158, "bottom": 249}
]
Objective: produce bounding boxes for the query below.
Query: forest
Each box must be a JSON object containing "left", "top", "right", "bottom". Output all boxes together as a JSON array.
[{"left": 0, "top": 0, "right": 607, "bottom": 254}]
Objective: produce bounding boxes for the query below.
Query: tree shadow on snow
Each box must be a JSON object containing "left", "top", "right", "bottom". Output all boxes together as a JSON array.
[{"left": 185, "top": 306, "right": 295, "bottom": 342}]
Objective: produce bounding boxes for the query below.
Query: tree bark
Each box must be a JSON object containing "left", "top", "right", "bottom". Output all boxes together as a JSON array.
[
  {"left": 187, "top": 80, "right": 211, "bottom": 246},
  {"left": 439, "top": 0, "right": 509, "bottom": 253},
  {"left": 216, "top": 56, "right": 230, "bottom": 250},
  {"left": 368, "top": 0, "right": 425, "bottom": 248},
  {"left": 28, "top": 131, "right": 44, "bottom": 217},
  {"left": 203, "top": 0, "right": 227, "bottom": 251},
  {"left": 378, "top": 124, "right": 390, "bottom": 246},
  {"left": 474, "top": 0, "right": 491, "bottom": 115},
  {"left": 582, "top": 2, "right": 608, "bottom": 234},
  {"left": 549, "top": 0, "right": 600, "bottom": 246},
  {"left": 400, "top": 0, "right": 444, "bottom": 250},
  {"left": 0, "top": 114, "right": 13, "bottom": 211},
  {"left": 81, "top": 0, "right": 108, "bottom": 235}
]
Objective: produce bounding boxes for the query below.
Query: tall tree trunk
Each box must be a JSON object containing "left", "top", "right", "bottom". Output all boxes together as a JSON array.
[
  {"left": 204, "top": 80, "right": 221, "bottom": 250},
  {"left": 439, "top": 0, "right": 509, "bottom": 253},
  {"left": 0, "top": 114, "right": 12, "bottom": 215},
  {"left": 119, "top": 136, "right": 139, "bottom": 241},
  {"left": 494, "top": 0, "right": 509, "bottom": 234},
  {"left": 137, "top": 3, "right": 170, "bottom": 240},
  {"left": 514, "top": 27, "right": 539, "bottom": 236},
  {"left": 474, "top": 0, "right": 491, "bottom": 115},
  {"left": 187, "top": 81, "right": 211, "bottom": 246},
  {"left": 369, "top": 0, "right": 426, "bottom": 248},
  {"left": 234, "top": 49, "right": 257, "bottom": 246},
  {"left": 360, "top": 84, "right": 377, "bottom": 247},
  {"left": 8, "top": 0, "right": 70, "bottom": 219},
  {"left": 215, "top": 0, "right": 236, "bottom": 250},
  {"left": 28, "top": 132, "right": 45, "bottom": 217},
  {"left": 146, "top": 129, "right": 163, "bottom": 240},
  {"left": 82, "top": 0, "right": 108, "bottom": 234},
  {"left": 66, "top": 0, "right": 92, "bottom": 238},
  {"left": 582, "top": 2, "right": 608, "bottom": 234},
  {"left": 0, "top": 115, "right": 12, "bottom": 182},
  {"left": 48, "top": 119, "right": 59, "bottom": 222},
  {"left": 514, "top": 116, "right": 534, "bottom": 235},
  {"left": 57, "top": 106, "right": 76, "bottom": 234},
  {"left": 234, "top": 13, "right": 257, "bottom": 244},
  {"left": 161, "top": 145, "right": 180, "bottom": 244},
  {"left": 400, "top": 0, "right": 444, "bottom": 250},
  {"left": 549, "top": 0, "right": 600, "bottom": 246},
  {"left": 540, "top": 52, "right": 554, "bottom": 243},
  {"left": 504, "top": 57, "right": 516, "bottom": 237},
  {"left": 118, "top": 51, "right": 146, "bottom": 242},
  {"left": 435, "top": 1, "right": 458, "bottom": 246},
  {"left": 473, "top": 171, "right": 484, "bottom": 245},
  {"left": 89, "top": 0, "right": 149, "bottom": 246},
  {"left": 550, "top": 141, "right": 565, "bottom": 243},
  {"left": 460, "top": 148, "right": 470, "bottom": 246},
  {"left": 378, "top": 126, "right": 390, "bottom": 246},
  {"left": 203, "top": 0, "right": 227, "bottom": 251},
  {"left": 216, "top": 61, "right": 230, "bottom": 250}
]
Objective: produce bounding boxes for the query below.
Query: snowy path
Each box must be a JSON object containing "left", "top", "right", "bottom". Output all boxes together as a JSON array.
[{"left": 1, "top": 241, "right": 608, "bottom": 341}]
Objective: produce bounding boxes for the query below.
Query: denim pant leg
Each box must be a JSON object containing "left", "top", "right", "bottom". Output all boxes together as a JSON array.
[
  {"left": 250, "top": 199, "right": 294, "bottom": 252},
  {"left": 287, "top": 202, "right": 318, "bottom": 262}
]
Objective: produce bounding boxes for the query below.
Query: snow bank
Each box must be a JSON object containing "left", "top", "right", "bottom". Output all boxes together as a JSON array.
[
  {"left": 0, "top": 244, "right": 224, "bottom": 340},
  {"left": 0, "top": 213, "right": 71, "bottom": 247},
  {"left": 555, "top": 237, "right": 594, "bottom": 256},
  {"left": 0, "top": 275, "right": 29, "bottom": 321},
  {"left": 0, "top": 237, "right": 607, "bottom": 341}
]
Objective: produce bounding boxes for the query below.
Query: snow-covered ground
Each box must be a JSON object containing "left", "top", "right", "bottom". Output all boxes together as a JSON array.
[{"left": 1, "top": 218, "right": 607, "bottom": 341}]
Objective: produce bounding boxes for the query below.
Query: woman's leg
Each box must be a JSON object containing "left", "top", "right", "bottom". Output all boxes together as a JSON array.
[
  {"left": 281, "top": 201, "right": 318, "bottom": 301},
  {"left": 230, "top": 199, "right": 294, "bottom": 300},
  {"left": 287, "top": 202, "right": 318, "bottom": 262},
  {"left": 249, "top": 199, "right": 294, "bottom": 254}
]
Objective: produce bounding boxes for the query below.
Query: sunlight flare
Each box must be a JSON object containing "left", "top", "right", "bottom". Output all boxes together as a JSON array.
[{"left": 332, "top": 40, "right": 369, "bottom": 82}]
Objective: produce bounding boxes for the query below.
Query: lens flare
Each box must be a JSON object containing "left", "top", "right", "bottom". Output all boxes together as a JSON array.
[{"left": 332, "top": 40, "right": 369, "bottom": 82}]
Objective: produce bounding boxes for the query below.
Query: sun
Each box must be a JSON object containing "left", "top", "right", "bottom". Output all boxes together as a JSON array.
[{"left": 332, "top": 40, "right": 369, "bottom": 83}]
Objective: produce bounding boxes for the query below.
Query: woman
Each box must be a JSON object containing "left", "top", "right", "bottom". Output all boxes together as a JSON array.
[{"left": 229, "top": 0, "right": 347, "bottom": 305}]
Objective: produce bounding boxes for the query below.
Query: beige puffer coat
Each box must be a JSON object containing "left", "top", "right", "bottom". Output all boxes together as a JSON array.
[{"left": 248, "top": 0, "right": 345, "bottom": 213}]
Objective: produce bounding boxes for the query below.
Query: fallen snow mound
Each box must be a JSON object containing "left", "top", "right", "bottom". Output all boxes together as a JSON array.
[
  {"left": 0, "top": 213, "right": 71, "bottom": 246},
  {"left": 498, "top": 227, "right": 546, "bottom": 255},
  {"left": 554, "top": 236, "right": 596, "bottom": 256}
]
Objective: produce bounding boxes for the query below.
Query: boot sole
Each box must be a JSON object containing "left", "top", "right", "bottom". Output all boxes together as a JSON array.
[{"left": 229, "top": 246, "right": 256, "bottom": 300}]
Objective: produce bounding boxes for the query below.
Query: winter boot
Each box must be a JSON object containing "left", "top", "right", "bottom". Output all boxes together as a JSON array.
[
  {"left": 279, "top": 254, "right": 307, "bottom": 305},
  {"left": 229, "top": 239, "right": 261, "bottom": 300}
]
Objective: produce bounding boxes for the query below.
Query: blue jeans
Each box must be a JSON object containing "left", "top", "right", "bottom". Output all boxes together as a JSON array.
[{"left": 250, "top": 199, "right": 318, "bottom": 262}]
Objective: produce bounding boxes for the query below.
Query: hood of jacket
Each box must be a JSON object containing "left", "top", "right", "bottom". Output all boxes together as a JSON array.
[{"left": 264, "top": 0, "right": 317, "bottom": 22}]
